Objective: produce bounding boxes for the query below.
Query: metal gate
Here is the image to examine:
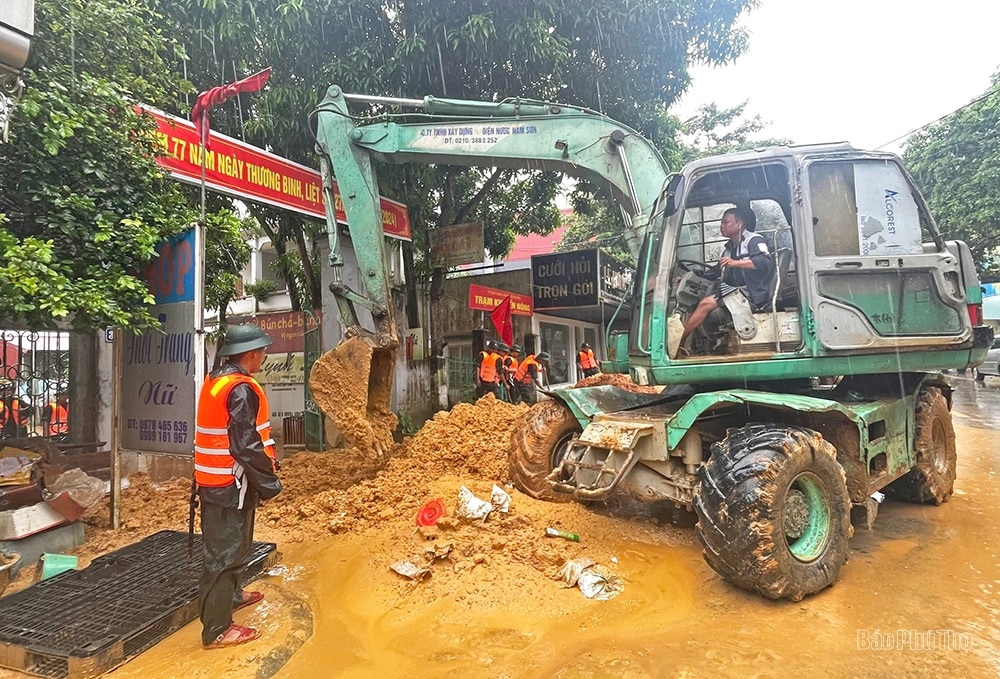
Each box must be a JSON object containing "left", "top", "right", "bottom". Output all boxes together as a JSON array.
[
  {"left": 302, "top": 311, "right": 324, "bottom": 451},
  {"left": 0, "top": 330, "right": 70, "bottom": 440}
]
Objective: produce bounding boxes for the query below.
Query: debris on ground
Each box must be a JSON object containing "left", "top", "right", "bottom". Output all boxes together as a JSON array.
[
  {"left": 554, "top": 557, "right": 624, "bottom": 600},
  {"left": 455, "top": 486, "right": 493, "bottom": 521},
  {"left": 389, "top": 560, "right": 431, "bottom": 581}
]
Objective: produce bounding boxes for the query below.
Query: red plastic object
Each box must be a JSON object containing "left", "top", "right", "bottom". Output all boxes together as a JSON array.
[{"left": 416, "top": 499, "right": 446, "bottom": 527}]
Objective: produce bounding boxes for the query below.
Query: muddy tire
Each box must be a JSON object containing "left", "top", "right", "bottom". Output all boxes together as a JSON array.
[
  {"left": 694, "top": 424, "right": 851, "bottom": 601},
  {"left": 886, "top": 387, "right": 957, "bottom": 505},
  {"left": 508, "top": 400, "right": 581, "bottom": 501},
  {"left": 975, "top": 369, "right": 986, "bottom": 382}
]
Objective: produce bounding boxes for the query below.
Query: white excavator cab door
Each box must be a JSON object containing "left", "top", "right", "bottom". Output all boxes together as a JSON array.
[{"left": 803, "top": 157, "right": 971, "bottom": 352}]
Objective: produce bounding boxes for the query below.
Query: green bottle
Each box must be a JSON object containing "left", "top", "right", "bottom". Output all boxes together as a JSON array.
[{"left": 545, "top": 527, "right": 580, "bottom": 542}]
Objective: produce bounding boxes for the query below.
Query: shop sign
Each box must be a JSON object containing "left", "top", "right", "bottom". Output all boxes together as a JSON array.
[{"left": 468, "top": 284, "right": 533, "bottom": 316}]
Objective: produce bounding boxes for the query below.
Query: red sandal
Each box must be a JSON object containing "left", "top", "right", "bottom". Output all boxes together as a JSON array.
[
  {"left": 234, "top": 590, "right": 264, "bottom": 612},
  {"left": 204, "top": 623, "right": 259, "bottom": 650}
]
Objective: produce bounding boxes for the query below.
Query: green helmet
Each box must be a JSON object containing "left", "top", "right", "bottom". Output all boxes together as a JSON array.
[{"left": 219, "top": 324, "right": 273, "bottom": 356}]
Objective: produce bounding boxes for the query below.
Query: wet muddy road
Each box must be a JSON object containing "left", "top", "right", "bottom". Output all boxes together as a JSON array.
[{"left": 115, "top": 377, "right": 1000, "bottom": 678}]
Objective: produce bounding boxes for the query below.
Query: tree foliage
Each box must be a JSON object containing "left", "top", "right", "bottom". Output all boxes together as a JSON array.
[
  {"left": 903, "top": 73, "right": 1000, "bottom": 276},
  {"left": 681, "top": 100, "right": 792, "bottom": 162},
  {"left": 560, "top": 100, "right": 789, "bottom": 260},
  {"left": 149, "top": 0, "right": 758, "bottom": 306},
  {"left": 0, "top": 0, "right": 197, "bottom": 329}
]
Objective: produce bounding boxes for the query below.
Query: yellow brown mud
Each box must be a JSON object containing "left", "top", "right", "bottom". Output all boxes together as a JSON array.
[
  {"left": 308, "top": 337, "right": 397, "bottom": 458},
  {"left": 0, "top": 412, "right": 998, "bottom": 677}
]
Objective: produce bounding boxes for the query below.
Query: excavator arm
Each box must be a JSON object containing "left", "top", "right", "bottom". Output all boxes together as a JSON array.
[{"left": 312, "top": 84, "right": 671, "bottom": 348}]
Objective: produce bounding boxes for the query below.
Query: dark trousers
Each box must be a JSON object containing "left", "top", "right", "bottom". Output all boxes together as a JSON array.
[
  {"left": 516, "top": 380, "right": 538, "bottom": 405},
  {"left": 582, "top": 367, "right": 600, "bottom": 378},
  {"left": 475, "top": 382, "right": 498, "bottom": 399},
  {"left": 198, "top": 502, "right": 255, "bottom": 645}
]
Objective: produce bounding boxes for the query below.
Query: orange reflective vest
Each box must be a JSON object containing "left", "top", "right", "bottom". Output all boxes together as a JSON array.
[
  {"left": 514, "top": 356, "right": 543, "bottom": 383},
  {"left": 194, "top": 373, "right": 276, "bottom": 488},
  {"left": 479, "top": 351, "right": 500, "bottom": 383},
  {"left": 0, "top": 401, "right": 24, "bottom": 428},
  {"left": 44, "top": 402, "right": 69, "bottom": 436},
  {"left": 578, "top": 349, "right": 598, "bottom": 370},
  {"left": 506, "top": 357, "right": 518, "bottom": 377}
]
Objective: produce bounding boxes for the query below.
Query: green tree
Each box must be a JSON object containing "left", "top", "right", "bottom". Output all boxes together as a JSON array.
[
  {"left": 560, "top": 100, "right": 789, "bottom": 260},
  {"left": 681, "top": 100, "right": 792, "bottom": 162},
  {"left": 149, "top": 0, "right": 757, "bottom": 305},
  {"left": 903, "top": 74, "right": 1000, "bottom": 276},
  {"left": 0, "top": 0, "right": 197, "bottom": 330}
]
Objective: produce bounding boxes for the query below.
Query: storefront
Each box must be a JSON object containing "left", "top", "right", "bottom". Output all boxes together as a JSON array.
[{"left": 530, "top": 248, "right": 633, "bottom": 385}]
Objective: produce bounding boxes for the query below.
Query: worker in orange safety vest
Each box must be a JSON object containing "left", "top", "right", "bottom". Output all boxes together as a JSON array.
[
  {"left": 505, "top": 345, "right": 523, "bottom": 403},
  {"left": 577, "top": 342, "right": 600, "bottom": 378},
  {"left": 513, "top": 351, "right": 549, "bottom": 405},
  {"left": 475, "top": 340, "right": 501, "bottom": 400},
  {"left": 0, "top": 379, "right": 29, "bottom": 438},
  {"left": 194, "top": 324, "right": 281, "bottom": 650},
  {"left": 41, "top": 390, "right": 69, "bottom": 438}
]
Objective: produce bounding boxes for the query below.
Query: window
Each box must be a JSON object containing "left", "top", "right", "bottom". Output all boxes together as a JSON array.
[
  {"left": 539, "top": 321, "right": 572, "bottom": 384},
  {"left": 259, "top": 245, "right": 287, "bottom": 291},
  {"left": 809, "top": 160, "right": 924, "bottom": 257}
]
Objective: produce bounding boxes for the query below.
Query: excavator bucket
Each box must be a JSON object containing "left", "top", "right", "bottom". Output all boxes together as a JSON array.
[{"left": 308, "top": 336, "right": 397, "bottom": 458}]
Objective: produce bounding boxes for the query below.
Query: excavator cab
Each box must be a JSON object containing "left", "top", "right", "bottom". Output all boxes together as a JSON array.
[
  {"left": 668, "top": 159, "right": 801, "bottom": 357},
  {"left": 627, "top": 145, "right": 988, "bottom": 386}
]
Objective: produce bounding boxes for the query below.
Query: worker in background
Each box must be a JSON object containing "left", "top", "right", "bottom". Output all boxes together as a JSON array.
[
  {"left": 195, "top": 324, "right": 282, "bottom": 650},
  {"left": 40, "top": 390, "right": 69, "bottom": 439},
  {"left": 577, "top": 342, "right": 600, "bottom": 378},
  {"left": 495, "top": 343, "right": 513, "bottom": 401},
  {"left": 0, "top": 378, "right": 29, "bottom": 438},
  {"left": 475, "top": 340, "right": 500, "bottom": 399},
  {"left": 513, "top": 351, "right": 549, "bottom": 405},
  {"left": 505, "top": 345, "right": 522, "bottom": 404}
]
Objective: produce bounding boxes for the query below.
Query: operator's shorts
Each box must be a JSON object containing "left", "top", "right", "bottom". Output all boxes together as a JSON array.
[{"left": 713, "top": 281, "right": 740, "bottom": 303}]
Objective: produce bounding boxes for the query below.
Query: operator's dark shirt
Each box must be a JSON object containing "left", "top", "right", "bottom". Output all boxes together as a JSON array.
[
  {"left": 709, "top": 231, "right": 774, "bottom": 307},
  {"left": 198, "top": 362, "right": 281, "bottom": 509}
]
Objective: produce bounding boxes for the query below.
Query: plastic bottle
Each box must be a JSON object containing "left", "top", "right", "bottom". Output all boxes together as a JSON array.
[{"left": 545, "top": 527, "right": 580, "bottom": 542}]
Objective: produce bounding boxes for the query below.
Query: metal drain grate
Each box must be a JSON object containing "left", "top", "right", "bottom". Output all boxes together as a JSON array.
[{"left": 0, "top": 530, "right": 277, "bottom": 678}]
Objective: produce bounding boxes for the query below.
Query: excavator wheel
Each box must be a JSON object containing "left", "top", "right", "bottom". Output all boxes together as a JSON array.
[
  {"left": 885, "top": 387, "right": 956, "bottom": 505},
  {"left": 694, "top": 424, "right": 852, "bottom": 601},
  {"left": 508, "top": 400, "right": 581, "bottom": 502}
]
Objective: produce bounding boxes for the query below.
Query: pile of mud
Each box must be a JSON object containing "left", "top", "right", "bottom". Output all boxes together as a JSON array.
[
  {"left": 574, "top": 372, "right": 664, "bottom": 393},
  {"left": 10, "top": 392, "right": 685, "bottom": 603},
  {"left": 256, "top": 395, "right": 529, "bottom": 539}
]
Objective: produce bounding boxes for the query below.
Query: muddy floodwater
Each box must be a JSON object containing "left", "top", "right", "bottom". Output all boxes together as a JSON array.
[{"left": 104, "top": 378, "right": 1000, "bottom": 677}]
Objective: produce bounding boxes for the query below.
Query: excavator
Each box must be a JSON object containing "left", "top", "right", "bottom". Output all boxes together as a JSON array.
[{"left": 310, "top": 85, "right": 992, "bottom": 601}]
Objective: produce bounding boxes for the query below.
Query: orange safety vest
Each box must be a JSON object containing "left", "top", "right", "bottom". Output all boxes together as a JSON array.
[
  {"left": 514, "top": 356, "right": 543, "bottom": 383},
  {"left": 578, "top": 348, "right": 598, "bottom": 370},
  {"left": 479, "top": 351, "right": 500, "bottom": 383},
  {"left": 0, "top": 401, "right": 24, "bottom": 427},
  {"left": 194, "top": 373, "right": 276, "bottom": 488},
  {"left": 45, "top": 402, "right": 69, "bottom": 436},
  {"left": 506, "top": 357, "right": 518, "bottom": 376}
]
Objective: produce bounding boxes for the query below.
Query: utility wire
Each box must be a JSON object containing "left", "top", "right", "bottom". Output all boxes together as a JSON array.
[{"left": 876, "top": 81, "right": 1000, "bottom": 150}]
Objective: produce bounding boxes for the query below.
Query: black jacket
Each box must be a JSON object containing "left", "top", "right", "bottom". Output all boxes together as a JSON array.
[{"left": 198, "top": 363, "right": 282, "bottom": 508}]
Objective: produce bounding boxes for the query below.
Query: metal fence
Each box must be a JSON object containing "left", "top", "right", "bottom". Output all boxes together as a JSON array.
[
  {"left": 446, "top": 358, "right": 477, "bottom": 405},
  {"left": 0, "top": 330, "right": 70, "bottom": 440}
]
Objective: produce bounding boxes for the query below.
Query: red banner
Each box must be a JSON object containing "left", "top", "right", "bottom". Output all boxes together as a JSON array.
[
  {"left": 140, "top": 106, "right": 411, "bottom": 240},
  {"left": 468, "top": 284, "right": 533, "bottom": 316}
]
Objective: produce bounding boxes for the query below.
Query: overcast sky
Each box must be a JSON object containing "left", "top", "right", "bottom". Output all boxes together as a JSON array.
[{"left": 672, "top": 0, "right": 1000, "bottom": 155}]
